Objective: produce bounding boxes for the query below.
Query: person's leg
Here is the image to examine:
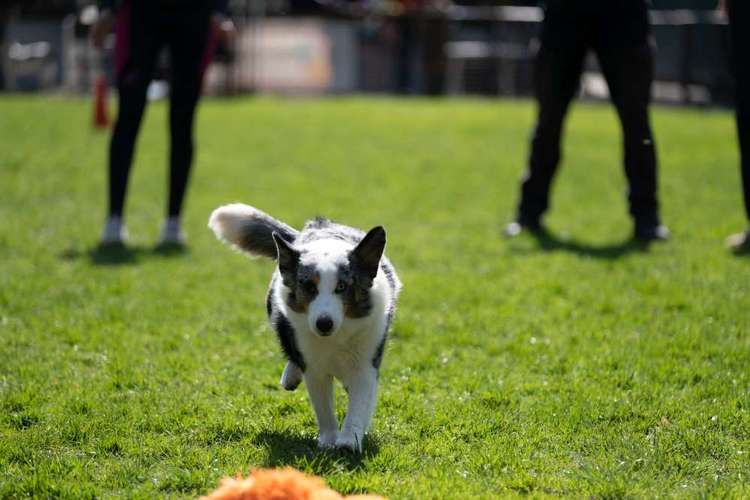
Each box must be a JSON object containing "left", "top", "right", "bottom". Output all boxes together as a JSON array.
[
  {"left": 511, "top": 5, "right": 587, "bottom": 231},
  {"left": 160, "top": 3, "right": 215, "bottom": 243},
  {"left": 593, "top": 3, "right": 667, "bottom": 240},
  {"left": 395, "top": 16, "right": 416, "bottom": 94},
  {"left": 104, "top": 1, "right": 162, "bottom": 242},
  {"left": 727, "top": 0, "right": 750, "bottom": 249}
]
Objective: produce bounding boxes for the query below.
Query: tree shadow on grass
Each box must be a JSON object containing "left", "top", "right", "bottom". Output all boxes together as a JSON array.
[
  {"left": 508, "top": 227, "right": 653, "bottom": 260},
  {"left": 59, "top": 242, "right": 188, "bottom": 266},
  {"left": 253, "top": 430, "right": 380, "bottom": 472}
]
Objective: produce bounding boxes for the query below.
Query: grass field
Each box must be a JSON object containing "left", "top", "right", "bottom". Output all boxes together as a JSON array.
[{"left": 1, "top": 95, "right": 749, "bottom": 498}]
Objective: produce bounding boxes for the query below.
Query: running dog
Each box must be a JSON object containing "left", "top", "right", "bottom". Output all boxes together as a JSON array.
[{"left": 209, "top": 204, "right": 402, "bottom": 453}]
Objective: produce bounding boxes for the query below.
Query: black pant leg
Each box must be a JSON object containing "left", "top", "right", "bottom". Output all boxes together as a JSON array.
[
  {"left": 108, "top": 1, "right": 162, "bottom": 217},
  {"left": 728, "top": 1, "right": 750, "bottom": 222},
  {"left": 517, "top": 7, "right": 587, "bottom": 221},
  {"left": 164, "top": 4, "right": 213, "bottom": 217},
  {"left": 593, "top": 6, "right": 659, "bottom": 224}
]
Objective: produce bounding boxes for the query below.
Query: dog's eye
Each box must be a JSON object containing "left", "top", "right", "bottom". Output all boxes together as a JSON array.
[
  {"left": 335, "top": 281, "right": 347, "bottom": 293},
  {"left": 299, "top": 280, "right": 317, "bottom": 294}
]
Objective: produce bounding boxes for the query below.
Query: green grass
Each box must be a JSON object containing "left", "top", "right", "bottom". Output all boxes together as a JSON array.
[{"left": 1, "top": 95, "right": 749, "bottom": 498}]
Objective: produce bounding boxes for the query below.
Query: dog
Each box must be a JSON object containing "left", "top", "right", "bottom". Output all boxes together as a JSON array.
[{"left": 208, "top": 204, "right": 402, "bottom": 453}]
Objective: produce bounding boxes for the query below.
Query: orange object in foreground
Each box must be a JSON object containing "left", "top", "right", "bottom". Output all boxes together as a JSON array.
[
  {"left": 93, "top": 75, "right": 109, "bottom": 129},
  {"left": 202, "top": 467, "right": 385, "bottom": 500}
]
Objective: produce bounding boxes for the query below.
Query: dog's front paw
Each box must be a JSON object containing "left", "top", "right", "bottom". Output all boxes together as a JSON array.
[
  {"left": 317, "top": 431, "right": 338, "bottom": 449},
  {"left": 334, "top": 432, "right": 363, "bottom": 453},
  {"left": 280, "top": 362, "right": 303, "bottom": 391}
]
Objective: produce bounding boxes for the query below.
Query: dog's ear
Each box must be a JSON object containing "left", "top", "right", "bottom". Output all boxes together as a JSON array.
[
  {"left": 350, "top": 226, "right": 386, "bottom": 286},
  {"left": 272, "top": 232, "right": 300, "bottom": 286}
]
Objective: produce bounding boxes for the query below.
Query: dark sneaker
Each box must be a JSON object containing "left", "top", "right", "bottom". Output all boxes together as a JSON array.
[
  {"left": 634, "top": 223, "right": 670, "bottom": 242},
  {"left": 726, "top": 230, "right": 750, "bottom": 254}
]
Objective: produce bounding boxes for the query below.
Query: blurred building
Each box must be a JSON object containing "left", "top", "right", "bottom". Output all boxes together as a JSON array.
[{"left": 0, "top": 0, "right": 736, "bottom": 106}]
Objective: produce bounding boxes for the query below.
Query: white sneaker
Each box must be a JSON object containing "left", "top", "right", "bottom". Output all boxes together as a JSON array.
[
  {"left": 100, "top": 216, "right": 127, "bottom": 245},
  {"left": 159, "top": 217, "right": 186, "bottom": 245},
  {"left": 726, "top": 229, "right": 750, "bottom": 253}
]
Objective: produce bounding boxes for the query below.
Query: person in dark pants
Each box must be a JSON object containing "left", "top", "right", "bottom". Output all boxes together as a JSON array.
[
  {"left": 505, "top": 0, "right": 669, "bottom": 242},
  {"left": 92, "top": 0, "right": 233, "bottom": 246},
  {"left": 723, "top": 0, "right": 750, "bottom": 252}
]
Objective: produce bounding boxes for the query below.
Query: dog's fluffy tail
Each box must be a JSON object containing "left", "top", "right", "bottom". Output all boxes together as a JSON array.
[{"left": 208, "top": 203, "right": 298, "bottom": 259}]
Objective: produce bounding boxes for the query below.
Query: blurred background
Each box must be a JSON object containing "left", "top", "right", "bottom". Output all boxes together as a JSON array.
[{"left": 0, "top": 0, "right": 732, "bottom": 106}]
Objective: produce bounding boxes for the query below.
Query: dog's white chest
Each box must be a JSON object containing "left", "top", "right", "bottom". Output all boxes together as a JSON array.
[{"left": 297, "top": 320, "right": 378, "bottom": 378}]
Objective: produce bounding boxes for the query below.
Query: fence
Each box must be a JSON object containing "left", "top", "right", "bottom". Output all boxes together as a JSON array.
[{"left": 1, "top": 4, "right": 736, "bottom": 106}]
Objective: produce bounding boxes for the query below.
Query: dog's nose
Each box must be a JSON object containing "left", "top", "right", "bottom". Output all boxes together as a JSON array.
[{"left": 315, "top": 316, "right": 334, "bottom": 335}]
